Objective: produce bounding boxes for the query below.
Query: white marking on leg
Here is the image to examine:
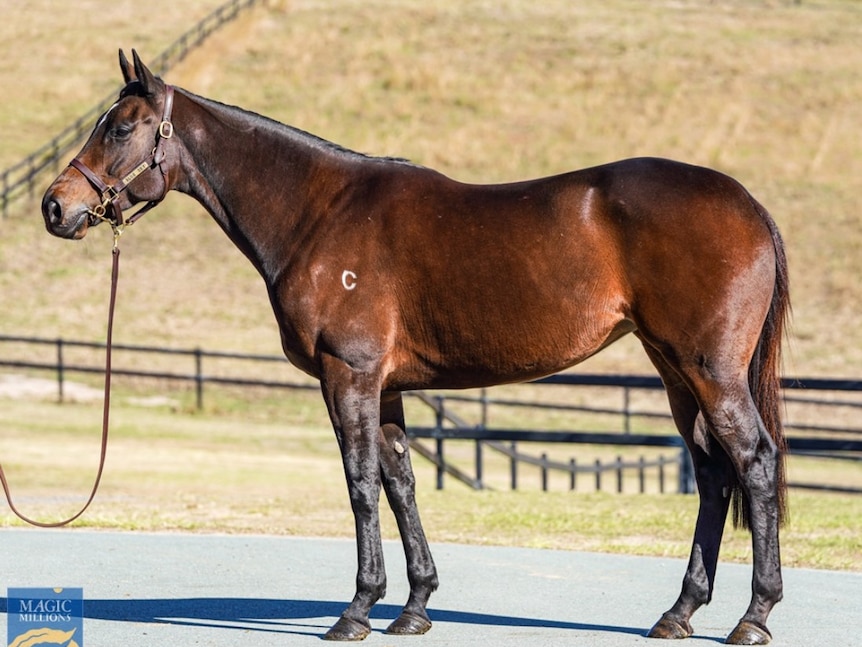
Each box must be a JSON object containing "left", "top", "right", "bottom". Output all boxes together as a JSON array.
[{"left": 342, "top": 270, "right": 357, "bottom": 290}]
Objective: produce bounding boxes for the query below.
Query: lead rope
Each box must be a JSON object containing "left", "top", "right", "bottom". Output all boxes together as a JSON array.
[{"left": 0, "top": 235, "right": 121, "bottom": 527}]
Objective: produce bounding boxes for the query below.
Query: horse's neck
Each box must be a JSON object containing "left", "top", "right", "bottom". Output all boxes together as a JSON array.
[{"left": 176, "top": 91, "right": 341, "bottom": 280}]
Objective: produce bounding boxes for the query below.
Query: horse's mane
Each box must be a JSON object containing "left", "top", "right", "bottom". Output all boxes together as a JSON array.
[{"left": 180, "top": 88, "right": 417, "bottom": 167}]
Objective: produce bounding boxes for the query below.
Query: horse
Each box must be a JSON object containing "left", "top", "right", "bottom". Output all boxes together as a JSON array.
[{"left": 42, "top": 50, "right": 790, "bottom": 645}]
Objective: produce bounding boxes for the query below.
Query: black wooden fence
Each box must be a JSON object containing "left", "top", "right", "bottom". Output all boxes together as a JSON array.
[
  {"left": 407, "top": 390, "right": 696, "bottom": 494},
  {"left": 1, "top": 334, "right": 861, "bottom": 496},
  {"left": 0, "top": 0, "right": 260, "bottom": 218}
]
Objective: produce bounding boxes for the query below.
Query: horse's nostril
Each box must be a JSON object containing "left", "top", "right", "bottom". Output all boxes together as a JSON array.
[{"left": 44, "top": 198, "right": 62, "bottom": 225}]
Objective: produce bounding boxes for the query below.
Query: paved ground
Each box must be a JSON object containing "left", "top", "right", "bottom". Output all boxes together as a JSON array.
[{"left": 1, "top": 529, "right": 860, "bottom": 646}]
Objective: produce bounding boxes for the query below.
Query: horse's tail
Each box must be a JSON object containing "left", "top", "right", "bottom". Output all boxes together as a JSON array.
[{"left": 733, "top": 196, "right": 791, "bottom": 529}]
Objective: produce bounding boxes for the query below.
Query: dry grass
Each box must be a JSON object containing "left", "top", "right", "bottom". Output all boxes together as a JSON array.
[
  {"left": 2, "top": 0, "right": 861, "bottom": 373},
  {"left": 1, "top": 393, "right": 859, "bottom": 570},
  {"left": 1, "top": 1, "right": 861, "bottom": 566},
  {"left": 0, "top": 0, "right": 229, "bottom": 167}
]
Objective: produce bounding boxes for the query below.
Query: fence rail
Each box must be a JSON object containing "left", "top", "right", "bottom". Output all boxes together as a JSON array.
[
  {"left": 1, "top": 334, "right": 861, "bottom": 495},
  {"left": 0, "top": 0, "right": 259, "bottom": 218},
  {"left": 407, "top": 374, "right": 862, "bottom": 494}
]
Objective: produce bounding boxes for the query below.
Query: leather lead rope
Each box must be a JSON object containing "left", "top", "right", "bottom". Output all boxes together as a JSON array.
[
  {"left": 1, "top": 86, "right": 174, "bottom": 526},
  {"left": 0, "top": 245, "right": 120, "bottom": 527}
]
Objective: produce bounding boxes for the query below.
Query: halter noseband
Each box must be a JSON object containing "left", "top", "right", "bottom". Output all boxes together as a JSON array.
[{"left": 69, "top": 85, "right": 175, "bottom": 238}]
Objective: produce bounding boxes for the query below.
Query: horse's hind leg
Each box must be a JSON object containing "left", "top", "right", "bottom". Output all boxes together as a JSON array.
[
  {"left": 697, "top": 380, "right": 783, "bottom": 645},
  {"left": 378, "top": 392, "right": 439, "bottom": 635},
  {"left": 645, "top": 345, "right": 782, "bottom": 644},
  {"left": 642, "top": 346, "right": 734, "bottom": 640}
]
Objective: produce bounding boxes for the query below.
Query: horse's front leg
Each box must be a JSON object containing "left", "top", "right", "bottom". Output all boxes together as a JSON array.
[
  {"left": 378, "top": 392, "right": 438, "bottom": 635},
  {"left": 320, "top": 358, "right": 387, "bottom": 641}
]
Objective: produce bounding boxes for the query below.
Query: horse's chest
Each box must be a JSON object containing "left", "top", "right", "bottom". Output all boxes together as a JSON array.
[{"left": 271, "top": 272, "right": 394, "bottom": 374}]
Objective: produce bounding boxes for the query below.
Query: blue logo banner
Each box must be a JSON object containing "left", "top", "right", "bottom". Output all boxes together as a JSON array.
[{"left": 7, "top": 588, "right": 83, "bottom": 647}]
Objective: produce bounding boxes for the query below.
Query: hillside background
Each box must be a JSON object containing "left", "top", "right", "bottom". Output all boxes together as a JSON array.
[{"left": 1, "top": 0, "right": 860, "bottom": 378}]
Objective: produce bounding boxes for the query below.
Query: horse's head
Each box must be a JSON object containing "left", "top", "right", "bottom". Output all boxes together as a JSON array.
[{"left": 42, "top": 50, "right": 176, "bottom": 239}]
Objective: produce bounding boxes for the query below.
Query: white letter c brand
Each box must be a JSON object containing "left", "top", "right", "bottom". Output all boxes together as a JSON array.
[{"left": 342, "top": 270, "right": 357, "bottom": 290}]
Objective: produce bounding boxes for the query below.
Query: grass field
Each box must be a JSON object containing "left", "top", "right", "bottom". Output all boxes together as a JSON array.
[
  {"left": 1, "top": 1, "right": 861, "bottom": 567},
  {"left": 1, "top": 390, "right": 860, "bottom": 571}
]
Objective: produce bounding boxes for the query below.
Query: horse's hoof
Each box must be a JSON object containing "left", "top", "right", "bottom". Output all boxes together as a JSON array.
[
  {"left": 323, "top": 616, "right": 372, "bottom": 641},
  {"left": 647, "top": 613, "right": 693, "bottom": 639},
  {"left": 385, "top": 610, "right": 432, "bottom": 635},
  {"left": 726, "top": 620, "right": 772, "bottom": 645}
]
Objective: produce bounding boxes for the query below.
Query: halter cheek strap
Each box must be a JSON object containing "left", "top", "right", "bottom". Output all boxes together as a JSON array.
[{"left": 70, "top": 85, "right": 175, "bottom": 238}]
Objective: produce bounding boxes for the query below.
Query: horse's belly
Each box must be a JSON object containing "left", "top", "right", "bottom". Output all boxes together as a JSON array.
[{"left": 391, "top": 308, "right": 634, "bottom": 391}]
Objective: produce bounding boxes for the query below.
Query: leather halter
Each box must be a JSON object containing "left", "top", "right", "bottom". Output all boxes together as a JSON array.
[{"left": 69, "top": 85, "right": 175, "bottom": 237}]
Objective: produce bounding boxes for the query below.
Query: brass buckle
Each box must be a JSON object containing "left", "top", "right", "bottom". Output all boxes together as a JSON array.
[
  {"left": 101, "top": 186, "right": 119, "bottom": 205},
  {"left": 159, "top": 121, "right": 174, "bottom": 139}
]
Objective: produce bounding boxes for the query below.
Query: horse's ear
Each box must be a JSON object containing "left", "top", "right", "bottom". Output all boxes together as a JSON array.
[
  {"left": 119, "top": 49, "right": 135, "bottom": 85},
  {"left": 131, "top": 49, "right": 160, "bottom": 96}
]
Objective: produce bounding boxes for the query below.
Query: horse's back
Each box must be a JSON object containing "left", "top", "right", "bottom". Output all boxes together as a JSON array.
[{"left": 384, "top": 156, "right": 776, "bottom": 309}]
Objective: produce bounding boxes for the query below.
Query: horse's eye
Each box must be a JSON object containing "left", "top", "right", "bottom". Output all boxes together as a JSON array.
[{"left": 109, "top": 125, "right": 133, "bottom": 141}]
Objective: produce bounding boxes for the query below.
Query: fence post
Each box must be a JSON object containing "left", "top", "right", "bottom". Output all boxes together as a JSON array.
[
  {"left": 194, "top": 347, "right": 204, "bottom": 410},
  {"left": 474, "top": 440, "right": 484, "bottom": 490},
  {"left": 56, "top": 338, "right": 65, "bottom": 403},
  {"left": 480, "top": 388, "right": 488, "bottom": 427},
  {"left": 594, "top": 458, "right": 602, "bottom": 491},
  {"left": 541, "top": 452, "right": 549, "bottom": 491},
  {"left": 659, "top": 456, "right": 666, "bottom": 494},
  {"left": 435, "top": 396, "right": 445, "bottom": 490},
  {"left": 510, "top": 441, "right": 517, "bottom": 490},
  {"left": 638, "top": 456, "right": 645, "bottom": 493},
  {"left": 476, "top": 387, "right": 487, "bottom": 489},
  {"left": 623, "top": 386, "right": 631, "bottom": 433},
  {"left": 569, "top": 457, "right": 576, "bottom": 491},
  {"left": 616, "top": 455, "right": 624, "bottom": 493}
]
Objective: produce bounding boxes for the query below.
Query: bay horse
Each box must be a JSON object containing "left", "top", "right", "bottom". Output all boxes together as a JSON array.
[{"left": 42, "top": 51, "right": 789, "bottom": 645}]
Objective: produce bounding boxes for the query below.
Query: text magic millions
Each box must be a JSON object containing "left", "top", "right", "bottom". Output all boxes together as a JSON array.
[{"left": 7, "top": 588, "right": 83, "bottom": 647}]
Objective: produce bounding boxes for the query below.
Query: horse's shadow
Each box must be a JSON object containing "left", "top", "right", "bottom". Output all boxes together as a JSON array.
[
  {"left": 0, "top": 597, "right": 728, "bottom": 642},
  {"left": 1, "top": 596, "right": 655, "bottom": 640}
]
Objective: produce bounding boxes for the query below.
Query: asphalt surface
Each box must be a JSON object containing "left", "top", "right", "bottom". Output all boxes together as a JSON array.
[{"left": 1, "top": 529, "right": 860, "bottom": 646}]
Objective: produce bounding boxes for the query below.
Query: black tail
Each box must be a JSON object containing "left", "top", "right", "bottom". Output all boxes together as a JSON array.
[{"left": 734, "top": 197, "right": 791, "bottom": 529}]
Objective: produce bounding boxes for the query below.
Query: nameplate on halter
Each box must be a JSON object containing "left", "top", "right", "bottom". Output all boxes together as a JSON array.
[{"left": 122, "top": 161, "right": 151, "bottom": 186}]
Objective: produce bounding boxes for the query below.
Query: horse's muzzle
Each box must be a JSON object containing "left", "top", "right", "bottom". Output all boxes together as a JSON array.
[{"left": 42, "top": 194, "right": 90, "bottom": 240}]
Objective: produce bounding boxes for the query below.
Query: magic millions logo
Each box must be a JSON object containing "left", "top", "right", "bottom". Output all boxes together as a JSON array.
[{"left": 7, "top": 588, "right": 83, "bottom": 647}]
